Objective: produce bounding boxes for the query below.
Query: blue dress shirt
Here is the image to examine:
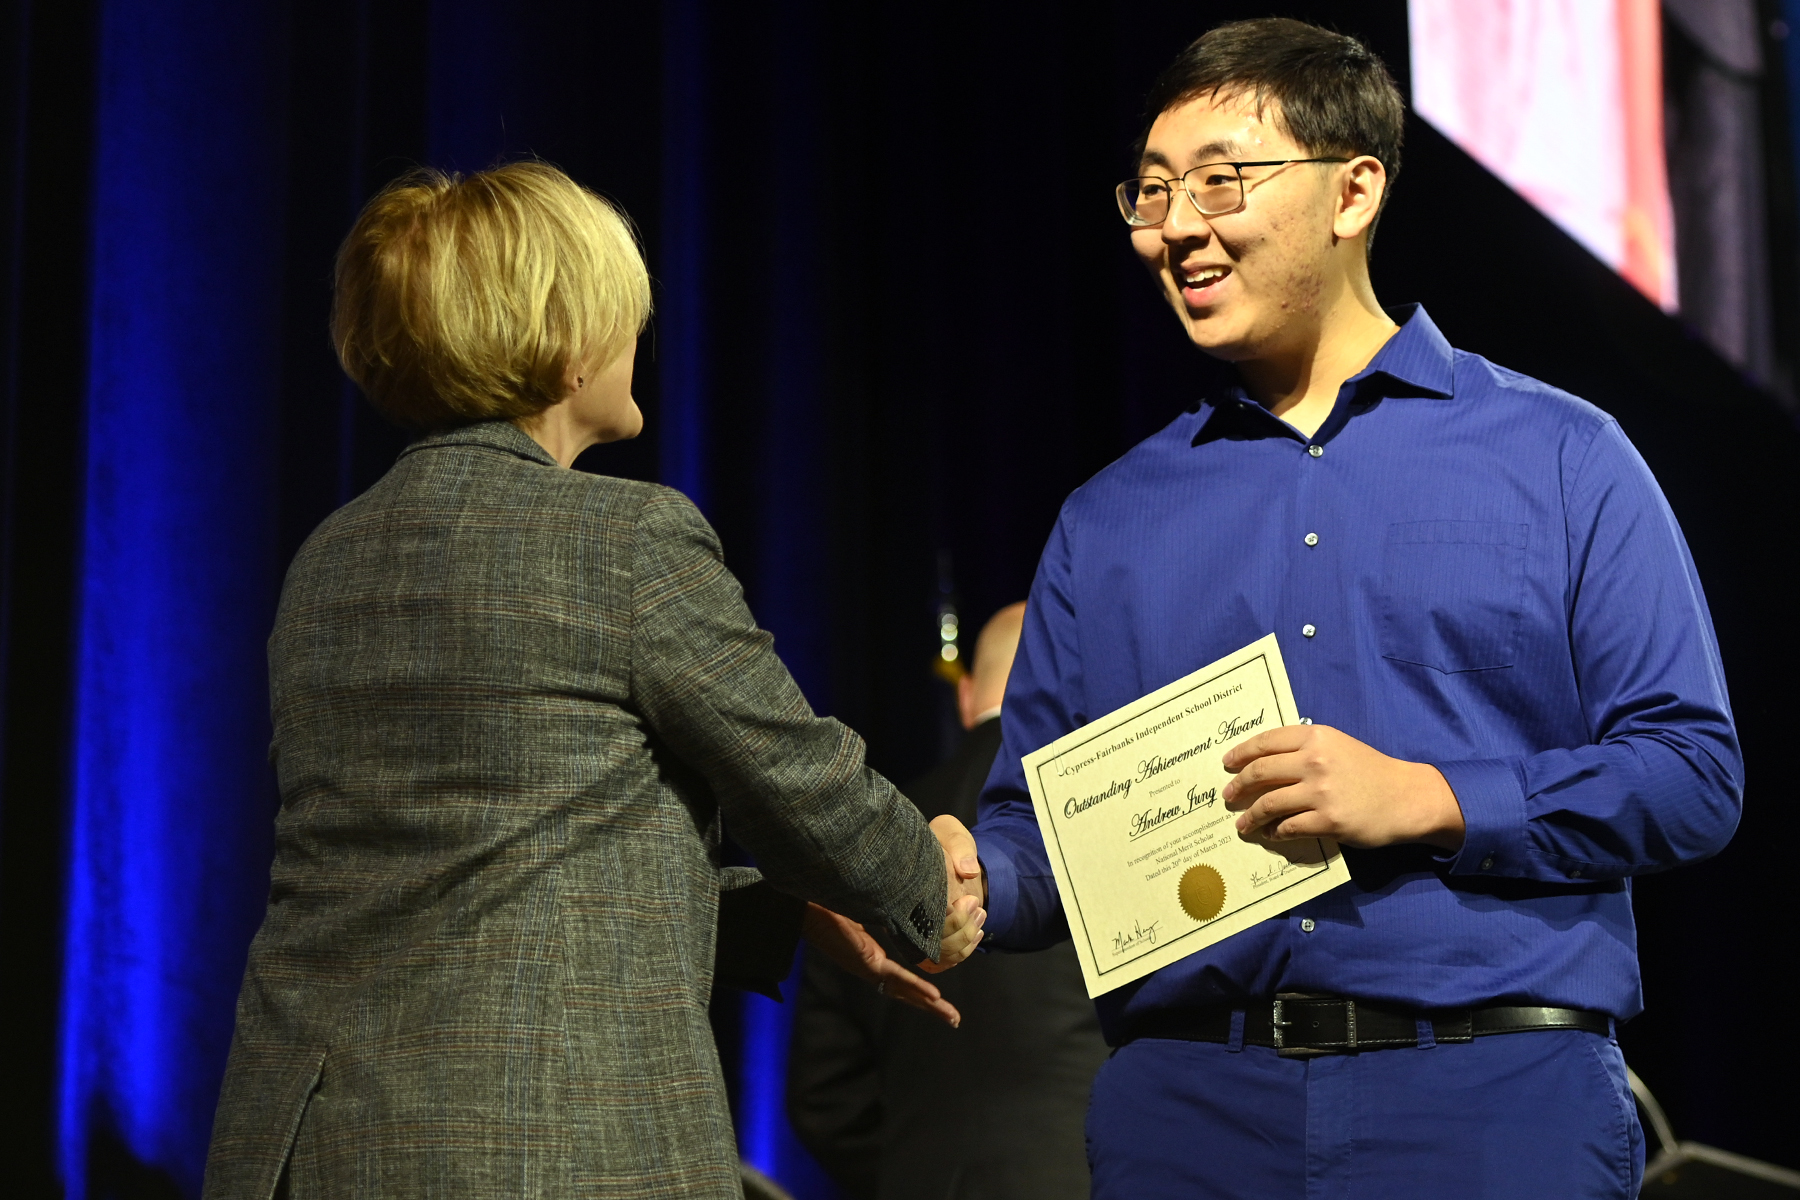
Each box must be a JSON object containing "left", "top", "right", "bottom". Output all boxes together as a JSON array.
[{"left": 976, "top": 306, "right": 1741, "bottom": 1037}]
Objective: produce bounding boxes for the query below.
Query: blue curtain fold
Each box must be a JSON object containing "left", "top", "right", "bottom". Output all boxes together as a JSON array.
[{"left": 57, "top": 1, "right": 288, "bottom": 1195}]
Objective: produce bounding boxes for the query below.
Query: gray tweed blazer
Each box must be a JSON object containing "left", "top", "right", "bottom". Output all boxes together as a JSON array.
[{"left": 202, "top": 422, "right": 946, "bottom": 1200}]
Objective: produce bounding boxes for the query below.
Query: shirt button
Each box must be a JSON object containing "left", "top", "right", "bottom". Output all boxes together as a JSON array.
[
  {"left": 1302, "top": 624, "right": 1316, "bottom": 638},
  {"left": 1300, "top": 918, "right": 1316, "bottom": 933},
  {"left": 1480, "top": 855, "right": 1495, "bottom": 870},
  {"left": 1307, "top": 444, "right": 1323, "bottom": 458},
  {"left": 1304, "top": 532, "right": 1319, "bottom": 546}
]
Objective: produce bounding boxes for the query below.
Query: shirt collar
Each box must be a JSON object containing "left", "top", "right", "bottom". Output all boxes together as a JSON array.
[
  {"left": 1192, "top": 303, "right": 1455, "bottom": 444},
  {"left": 1360, "top": 303, "right": 1455, "bottom": 399},
  {"left": 400, "top": 419, "right": 561, "bottom": 468}
]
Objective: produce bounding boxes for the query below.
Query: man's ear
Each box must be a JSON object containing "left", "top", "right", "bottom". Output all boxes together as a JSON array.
[
  {"left": 1333, "top": 155, "right": 1386, "bottom": 243},
  {"left": 956, "top": 674, "right": 977, "bottom": 731}
]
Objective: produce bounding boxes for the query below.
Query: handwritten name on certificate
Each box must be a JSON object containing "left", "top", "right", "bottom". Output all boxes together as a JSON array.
[{"left": 1022, "top": 633, "right": 1351, "bottom": 997}]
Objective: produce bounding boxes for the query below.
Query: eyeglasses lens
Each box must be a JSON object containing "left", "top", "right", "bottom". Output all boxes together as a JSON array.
[
  {"left": 1119, "top": 179, "right": 1170, "bottom": 224},
  {"left": 1186, "top": 166, "right": 1244, "bottom": 216},
  {"left": 1117, "top": 167, "right": 1243, "bottom": 224}
]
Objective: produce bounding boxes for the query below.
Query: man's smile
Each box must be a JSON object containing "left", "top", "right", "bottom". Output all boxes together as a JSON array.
[{"left": 1178, "top": 263, "right": 1232, "bottom": 307}]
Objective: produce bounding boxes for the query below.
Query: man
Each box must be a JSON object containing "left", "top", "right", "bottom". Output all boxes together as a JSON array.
[
  {"left": 961, "top": 19, "right": 1741, "bottom": 1200},
  {"left": 787, "top": 603, "right": 1109, "bottom": 1200}
]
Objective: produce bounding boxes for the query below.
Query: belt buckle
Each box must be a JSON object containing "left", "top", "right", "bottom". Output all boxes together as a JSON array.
[{"left": 1273, "top": 992, "right": 1351, "bottom": 1058}]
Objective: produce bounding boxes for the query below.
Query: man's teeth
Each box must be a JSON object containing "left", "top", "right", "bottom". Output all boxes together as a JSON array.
[{"left": 1184, "top": 268, "right": 1225, "bottom": 286}]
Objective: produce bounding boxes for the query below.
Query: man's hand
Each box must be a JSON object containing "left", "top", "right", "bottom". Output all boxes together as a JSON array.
[
  {"left": 1221, "top": 724, "right": 1465, "bottom": 851},
  {"left": 919, "top": 814, "right": 986, "bottom": 975},
  {"left": 931, "top": 813, "right": 988, "bottom": 905},
  {"left": 801, "top": 903, "right": 962, "bottom": 1028}
]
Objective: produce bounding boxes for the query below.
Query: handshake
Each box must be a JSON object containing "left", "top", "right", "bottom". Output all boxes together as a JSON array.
[{"left": 799, "top": 815, "right": 988, "bottom": 1029}]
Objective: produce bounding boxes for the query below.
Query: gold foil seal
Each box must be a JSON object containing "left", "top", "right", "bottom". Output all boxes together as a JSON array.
[{"left": 1178, "top": 864, "right": 1226, "bottom": 922}]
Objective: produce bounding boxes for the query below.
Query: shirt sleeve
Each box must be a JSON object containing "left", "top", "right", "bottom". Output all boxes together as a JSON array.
[
  {"left": 973, "top": 514, "right": 1080, "bottom": 950},
  {"left": 1434, "top": 419, "right": 1743, "bottom": 881},
  {"left": 630, "top": 488, "right": 948, "bottom": 961}
]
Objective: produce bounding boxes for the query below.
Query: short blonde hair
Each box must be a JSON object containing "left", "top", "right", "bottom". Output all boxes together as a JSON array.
[{"left": 332, "top": 161, "right": 651, "bottom": 430}]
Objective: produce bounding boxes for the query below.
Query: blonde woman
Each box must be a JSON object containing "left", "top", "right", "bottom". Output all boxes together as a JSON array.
[{"left": 202, "top": 162, "right": 983, "bottom": 1200}]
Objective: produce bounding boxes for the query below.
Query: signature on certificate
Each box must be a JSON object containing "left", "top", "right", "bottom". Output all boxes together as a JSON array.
[
  {"left": 1249, "top": 859, "right": 1305, "bottom": 888},
  {"left": 1111, "top": 918, "right": 1163, "bottom": 956}
]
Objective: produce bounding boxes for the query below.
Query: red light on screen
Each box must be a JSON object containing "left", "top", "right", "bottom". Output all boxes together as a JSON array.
[{"left": 1410, "top": 0, "right": 1677, "bottom": 310}]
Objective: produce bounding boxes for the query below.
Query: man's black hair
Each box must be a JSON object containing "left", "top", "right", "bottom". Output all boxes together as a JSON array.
[{"left": 1137, "top": 18, "right": 1405, "bottom": 250}]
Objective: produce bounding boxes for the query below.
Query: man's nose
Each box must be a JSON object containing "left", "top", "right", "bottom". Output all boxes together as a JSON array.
[{"left": 1162, "top": 193, "right": 1210, "bottom": 245}]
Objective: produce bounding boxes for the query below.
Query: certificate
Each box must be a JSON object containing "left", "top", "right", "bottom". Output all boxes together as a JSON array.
[{"left": 1021, "top": 633, "right": 1351, "bottom": 997}]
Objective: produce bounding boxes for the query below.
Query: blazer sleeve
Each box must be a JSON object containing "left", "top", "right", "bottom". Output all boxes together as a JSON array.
[{"left": 628, "top": 488, "right": 948, "bottom": 961}]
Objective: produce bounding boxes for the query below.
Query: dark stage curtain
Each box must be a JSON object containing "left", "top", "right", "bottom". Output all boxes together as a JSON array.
[{"left": 1, "top": 2, "right": 1794, "bottom": 1197}]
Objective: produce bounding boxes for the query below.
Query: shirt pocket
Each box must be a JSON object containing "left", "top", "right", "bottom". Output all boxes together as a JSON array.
[{"left": 1378, "top": 520, "right": 1529, "bottom": 673}]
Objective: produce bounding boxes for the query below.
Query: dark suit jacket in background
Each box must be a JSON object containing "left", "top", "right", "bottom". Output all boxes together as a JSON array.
[
  {"left": 787, "top": 717, "right": 1110, "bottom": 1200},
  {"left": 203, "top": 421, "right": 947, "bottom": 1200}
]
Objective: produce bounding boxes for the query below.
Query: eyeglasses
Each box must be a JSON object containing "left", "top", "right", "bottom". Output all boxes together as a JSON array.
[{"left": 1115, "top": 159, "right": 1352, "bottom": 226}]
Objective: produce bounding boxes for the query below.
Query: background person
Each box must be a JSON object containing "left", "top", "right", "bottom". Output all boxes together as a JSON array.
[
  {"left": 965, "top": 20, "right": 1741, "bottom": 1200},
  {"left": 202, "top": 162, "right": 982, "bottom": 1200},
  {"left": 787, "top": 603, "right": 1109, "bottom": 1200}
]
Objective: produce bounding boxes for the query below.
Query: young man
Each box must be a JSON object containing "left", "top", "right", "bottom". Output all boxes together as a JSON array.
[{"left": 965, "top": 19, "right": 1740, "bottom": 1199}]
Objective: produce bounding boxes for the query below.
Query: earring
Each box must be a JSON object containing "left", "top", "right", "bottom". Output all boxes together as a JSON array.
[{"left": 576, "top": 377, "right": 585, "bottom": 388}]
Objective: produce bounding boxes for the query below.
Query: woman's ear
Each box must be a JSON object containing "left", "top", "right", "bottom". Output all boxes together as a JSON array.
[{"left": 557, "top": 357, "right": 586, "bottom": 402}]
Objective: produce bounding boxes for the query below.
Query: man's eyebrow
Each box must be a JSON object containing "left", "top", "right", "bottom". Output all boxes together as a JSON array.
[
  {"left": 1185, "top": 139, "right": 1243, "bottom": 164},
  {"left": 1139, "top": 138, "right": 1245, "bottom": 173}
]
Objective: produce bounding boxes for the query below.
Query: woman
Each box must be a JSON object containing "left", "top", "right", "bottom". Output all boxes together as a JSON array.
[{"left": 202, "top": 162, "right": 983, "bottom": 1200}]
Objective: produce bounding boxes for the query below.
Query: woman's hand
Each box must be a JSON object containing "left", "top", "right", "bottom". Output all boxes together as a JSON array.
[
  {"left": 920, "top": 891, "right": 985, "bottom": 975},
  {"left": 801, "top": 903, "right": 963, "bottom": 1028}
]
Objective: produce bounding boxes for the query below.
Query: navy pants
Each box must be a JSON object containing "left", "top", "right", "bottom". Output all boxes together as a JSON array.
[{"left": 1086, "top": 1029, "right": 1643, "bottom": 1199}]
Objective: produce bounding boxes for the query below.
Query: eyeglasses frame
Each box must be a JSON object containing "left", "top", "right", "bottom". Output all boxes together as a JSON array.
[{"left": 1116, "top": 158, "right": 1355, "bottom": 226}]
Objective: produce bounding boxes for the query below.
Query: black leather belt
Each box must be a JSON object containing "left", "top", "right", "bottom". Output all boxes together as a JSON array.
[{"left": 1124, "top": 993, "right": 1612, "bottom": 1057}]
